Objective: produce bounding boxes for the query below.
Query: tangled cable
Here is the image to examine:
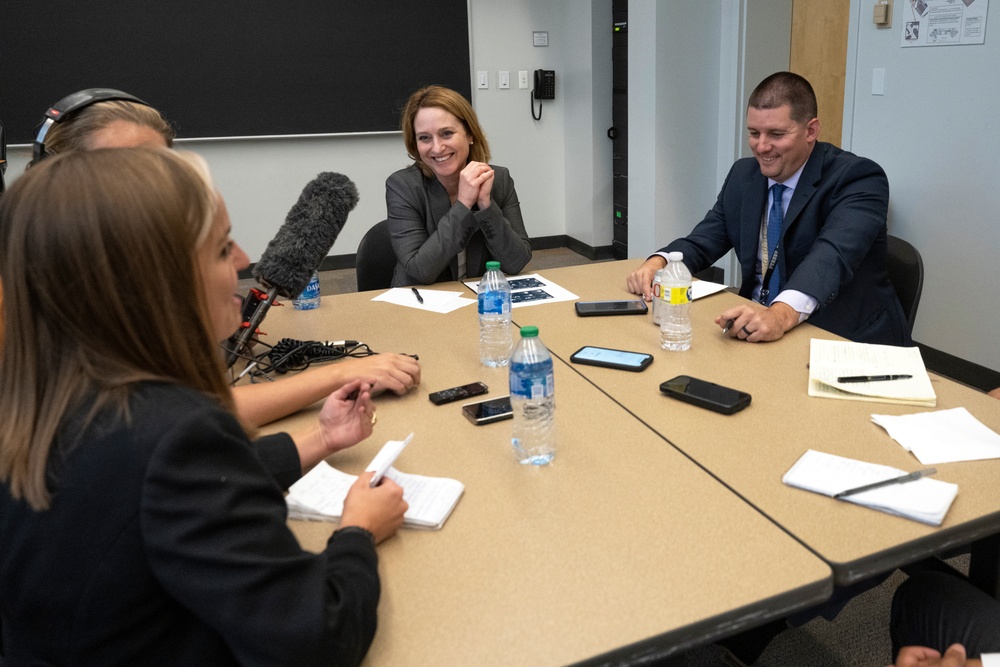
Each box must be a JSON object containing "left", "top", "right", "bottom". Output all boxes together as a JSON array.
[{"left": 232, "top": 338, "right": 375, "bottom": 382}]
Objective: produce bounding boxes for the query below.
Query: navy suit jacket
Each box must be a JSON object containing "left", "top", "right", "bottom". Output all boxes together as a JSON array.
[{"left": 663, "top": 141, "right": 911, "bottom": 346}]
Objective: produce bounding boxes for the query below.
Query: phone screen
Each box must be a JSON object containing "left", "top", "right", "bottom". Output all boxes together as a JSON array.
[
  {"left": 462, "top": 396, "right": 513, "bottom": 424},
  {"left": 571, "top": 346, "right": 653, "bottom": 371},
  {"left": 575, "top": 300, "right": 648, "bottom": 317}
]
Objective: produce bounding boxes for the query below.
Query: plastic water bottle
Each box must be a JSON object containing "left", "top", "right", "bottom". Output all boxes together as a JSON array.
[
  {"left": 651, "top": 267, "right": 665, "bottom": 326},
  {"left": 293, "top": 271, "right": 321, "bottom": 310},
  {"left": 660, "top": 251, "right": 692, "bottom": 351},
  {"left": 509, "top": 326, "right": 556, "bottom": 465},
  {"left": 478, "top": 261, "right": 513, "bottom": 366}
]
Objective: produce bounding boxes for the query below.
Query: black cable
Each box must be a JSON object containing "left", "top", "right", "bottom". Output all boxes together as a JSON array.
[{"left": 234, "top": 338, "right": 375, "bottom": 383}]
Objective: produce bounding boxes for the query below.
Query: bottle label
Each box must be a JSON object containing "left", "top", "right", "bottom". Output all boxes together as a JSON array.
[
  {"left": 510, "top": 369, "right": 555, "bottom": 399},
  {"left": 478, "top": 290, "right": 510, "bottom": 315},
  {"left": 662, "top": 286, "right": 690, "bottom": 305}
]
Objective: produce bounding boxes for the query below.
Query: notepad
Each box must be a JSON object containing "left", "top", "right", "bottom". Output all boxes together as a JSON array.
[
  {"left": 286, "top": 462, "right": 464, "bottom": 530},
  {"left": 782, "top": 449, "right": 958, "bottom": 526},
  {"left": 808, "top": 338, "right": 937, "bottom": 407}
]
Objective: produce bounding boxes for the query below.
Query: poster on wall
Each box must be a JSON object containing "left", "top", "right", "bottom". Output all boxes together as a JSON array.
[{"left": 902, "top": 0, "right": 989, "bottom": 46}]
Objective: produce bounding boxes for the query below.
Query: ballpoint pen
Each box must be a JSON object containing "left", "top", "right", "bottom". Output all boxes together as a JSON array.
[
  {"left": 722, "top": 318, "right": 735, "bottom": 334},
  {"left": 836, "top": 374, "right": 912, "bottom": 383},
  {"left": 411, "top": 287, "right": 424, "bottom": 304},
  {"left": 833, "top": 467, "right": 937, "bottom": 499}
]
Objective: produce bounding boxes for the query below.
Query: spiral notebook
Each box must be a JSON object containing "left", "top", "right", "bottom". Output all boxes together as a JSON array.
[
  {"left": 286, "top": 461, "right": 464, "bottom": 530},
  {"left": 783, "top": 449, "right": 958, "bottom": 526}
]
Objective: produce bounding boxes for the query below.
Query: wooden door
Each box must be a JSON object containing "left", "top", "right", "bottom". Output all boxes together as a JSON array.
[{"left": 790, "top": 0, "right": 850, "bottom": 146}]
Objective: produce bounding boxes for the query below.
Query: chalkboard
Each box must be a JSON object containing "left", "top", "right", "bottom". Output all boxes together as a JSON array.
[{"left": 1, "top": 1, "right": 471, "bottom": 144}]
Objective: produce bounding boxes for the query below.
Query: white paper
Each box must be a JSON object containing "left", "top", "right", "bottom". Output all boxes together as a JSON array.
[
  {"left": 783, "top": 449, "right": 958, "bottom": 526},
  {"left": 286, "top": 461, "right": 464, "bottom": 530},
  {"left": 464, "top": 273, "right": 578, "bottom": 308},
  {"left": 371, "top": 288, "right": 475, "bottom": 313},
  {"left": 872, "top": 407, "right": 1000, "bottom": 465},
  {"left": 691, "top": 280, "right": 728, "bottom": 300}
]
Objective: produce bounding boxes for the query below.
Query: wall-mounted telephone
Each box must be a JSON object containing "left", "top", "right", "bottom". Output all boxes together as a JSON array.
[
  {"left": 533, "top": 69, "right": 555, "bottom": 100},
  {"left": 531, "top": 70, "right": 555, "bottom": 121}
]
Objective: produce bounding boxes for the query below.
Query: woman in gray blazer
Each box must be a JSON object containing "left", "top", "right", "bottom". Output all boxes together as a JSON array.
[{"left": 385, "top": 85, "right": 531, "bottom": 286}]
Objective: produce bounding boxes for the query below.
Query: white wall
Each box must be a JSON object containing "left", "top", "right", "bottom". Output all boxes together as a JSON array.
[
  {"left": 628, "top": 1, "right": 728, "bottom": 259},
  {"left": 845, "top": 0, "right": 1000, "bottom": 372}
]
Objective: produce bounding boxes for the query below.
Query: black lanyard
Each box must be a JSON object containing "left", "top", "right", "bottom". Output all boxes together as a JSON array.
[{"left": 758, "top": 208, "right": 781, "bottom": 305}]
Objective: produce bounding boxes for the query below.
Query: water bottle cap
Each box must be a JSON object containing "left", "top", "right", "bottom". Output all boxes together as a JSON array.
[
  {"left": 485, "top": 261, "right": 501, "bottom": 271},
  {"left": 519, "top": 326, "right": 539, "bottom": 337},
  {"left": 667, "top": 251, "right": 684, "bottom": 262}
]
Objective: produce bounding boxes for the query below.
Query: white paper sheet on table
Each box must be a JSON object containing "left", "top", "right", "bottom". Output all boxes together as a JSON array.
[
  {"left": 371, "top": 288, "right": 475, "bottom": 313},
  {"left": 692, "top": 280, "right": 728, "bottom": 300},
  {"left": 871, "top": 407, "right": 1000, "bottom": 465},
  {"left": 464, "top": 273, "right": 578, "bottom": 308}
]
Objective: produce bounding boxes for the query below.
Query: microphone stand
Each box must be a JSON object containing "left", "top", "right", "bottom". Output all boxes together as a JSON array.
[{"left": 224, "top": 285, "right": 279, "bottom": 369}]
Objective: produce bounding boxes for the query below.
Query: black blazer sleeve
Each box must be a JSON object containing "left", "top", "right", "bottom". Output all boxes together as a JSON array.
[{"left": 142, "top": 406, "right": 380, "bottom": 667}]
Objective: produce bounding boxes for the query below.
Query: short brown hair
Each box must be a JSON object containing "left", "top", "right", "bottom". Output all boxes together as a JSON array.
[
  {"left": 0, "top": 148, "right": 233, "bottom": 509},
  {"left": 400, "top": 85, "right": 490, "bottom": 178},
  {"left": 748, "top": 71, "right": 818, "bottom": 125},
  {"left": 40, "top": 99, "right": 175, "bottom": 158}
]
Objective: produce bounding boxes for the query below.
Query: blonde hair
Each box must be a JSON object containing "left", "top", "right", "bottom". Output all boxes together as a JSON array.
[
  {"left": 400, "top": 85, "right": 490, "bottom": 178},
  {"left": 0, "top": 148, "right": 234, "bottom": 509}
]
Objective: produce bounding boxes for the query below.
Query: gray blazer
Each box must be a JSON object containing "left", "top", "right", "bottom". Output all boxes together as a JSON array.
[{"left": 385, "top": 164, "right": 532, "bottom": 286}]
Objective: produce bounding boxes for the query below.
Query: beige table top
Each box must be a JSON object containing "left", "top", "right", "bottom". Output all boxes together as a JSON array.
[
  {"left": 257, "top": 287, "right": 831, "bottom": 666},
  {"left": 513, "top": 260, "right": 1000, "bottom": 585}
]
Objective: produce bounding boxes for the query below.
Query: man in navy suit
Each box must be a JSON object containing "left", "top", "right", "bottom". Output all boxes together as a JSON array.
[{"left": 627, "top": 71, "right": 910, "bottom": 347}]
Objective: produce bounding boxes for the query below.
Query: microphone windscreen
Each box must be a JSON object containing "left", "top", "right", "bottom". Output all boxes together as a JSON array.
[{"left": 252, "top": 172, "right": 359, "bottom": 298}]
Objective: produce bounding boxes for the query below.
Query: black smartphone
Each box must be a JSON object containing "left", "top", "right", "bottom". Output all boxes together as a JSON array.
[
  {"left": 429, "top": 381, "right": 488, "bottom": 405},
  {"left": 659, "top": 375, "right": 751, "bottom": 415},
  {"left": 575, "top": 300, "right": 648, "bottom": 317},
  {"left": 570, "top": 346, "right": 653, "bottom": 372},
  {"left": 462, "top": 396, "right": 514, "bottom": 425}
]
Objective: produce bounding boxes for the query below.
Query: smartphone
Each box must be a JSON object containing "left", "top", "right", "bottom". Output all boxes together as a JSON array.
[
  {"left": 570, "top": 346, "right": 653, "bottom": 372},
  {"left": 575, "top": 300, "right": 648, "bottom": 317},
  {"left": 462, "top": 396, "right": 514, "bottom": 425},
  {"left": 429, "top": 381, "right": 488, "bottom": 405},
  {"left": 659, "top": 375, "right": 751, "bottom": 415}
]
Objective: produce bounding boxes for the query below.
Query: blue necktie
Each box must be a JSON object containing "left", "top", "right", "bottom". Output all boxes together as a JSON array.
[{"left": 764, "top": 183, "right": 786, "bottom": 304}]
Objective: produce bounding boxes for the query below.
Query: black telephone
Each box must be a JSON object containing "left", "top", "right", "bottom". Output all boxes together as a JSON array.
[{"left": 533, "top": 70, "right": 555, "bottom": 99}]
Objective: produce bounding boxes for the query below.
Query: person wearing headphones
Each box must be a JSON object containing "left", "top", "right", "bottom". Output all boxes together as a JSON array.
[
  {"left": 28, "top": 89, "right": 421, "bottom": 427},
  {"left": 0, "top": 147, "right": 407, "bottom": 663},
  {"left": 385, "top": 85, "right": 531, "bottom": 286}
]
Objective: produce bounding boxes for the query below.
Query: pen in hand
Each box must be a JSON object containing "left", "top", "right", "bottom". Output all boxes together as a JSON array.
[
  {"left": 836, "top": 374, "right": 912, "bottom": 383},
  {"left": 411, "top": 287, "right": 424, "bottom": 304},
  {"left": 722, "top": 318, "right": 735, "bottom": 334},
  {"left": 834, "top": 468, "right": 937, "bottom": 499}
]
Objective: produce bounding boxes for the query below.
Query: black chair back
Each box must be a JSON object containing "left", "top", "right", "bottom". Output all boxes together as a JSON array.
[
  {"left": 355, "top": 220, "right": 396, "bottom": 291},
  {"left": 886, "top": 234, "right": 924, "bottom": 333}
]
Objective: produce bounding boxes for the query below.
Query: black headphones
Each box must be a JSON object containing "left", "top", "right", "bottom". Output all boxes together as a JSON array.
[{"left": 32, "top": 88, "right": 148, "bottom": 163}]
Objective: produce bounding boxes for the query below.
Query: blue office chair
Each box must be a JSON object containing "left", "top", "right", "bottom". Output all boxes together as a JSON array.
[
  {"left": 886, "top": 235, "right": 924, "bottom": 333},
  {"left": 355, "top": 220, "right": 397, "bottom": 292}
]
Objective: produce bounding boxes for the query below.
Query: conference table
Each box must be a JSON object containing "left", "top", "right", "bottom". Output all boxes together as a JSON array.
[
  {"left": 511, "top": 261, "right": 1000, "bottom": 590},
  {"left": 257, "top": 275, "right": 833, "bottom": 666}
]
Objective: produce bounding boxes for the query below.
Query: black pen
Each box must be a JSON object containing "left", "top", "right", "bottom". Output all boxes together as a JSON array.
[
  {"left": 722, "top": 318, "right": 735, "bottom": 334},
  {"left": 837, "top": 374, "right": 912, "bottom": 383},
  {"left": 411, "top": 287, "right": 424, "bottom": 304},
  {"left": 834, "top": 468, "right": 937, "bottom": 499}
]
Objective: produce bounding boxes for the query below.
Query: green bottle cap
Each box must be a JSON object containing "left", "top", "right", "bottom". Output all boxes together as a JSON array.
[
  {"left": 519, "top": 326, "right": 539, "bottom": 337},
  {"left": 485, "top": 261, "right": 501, "bottom": 270}
]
